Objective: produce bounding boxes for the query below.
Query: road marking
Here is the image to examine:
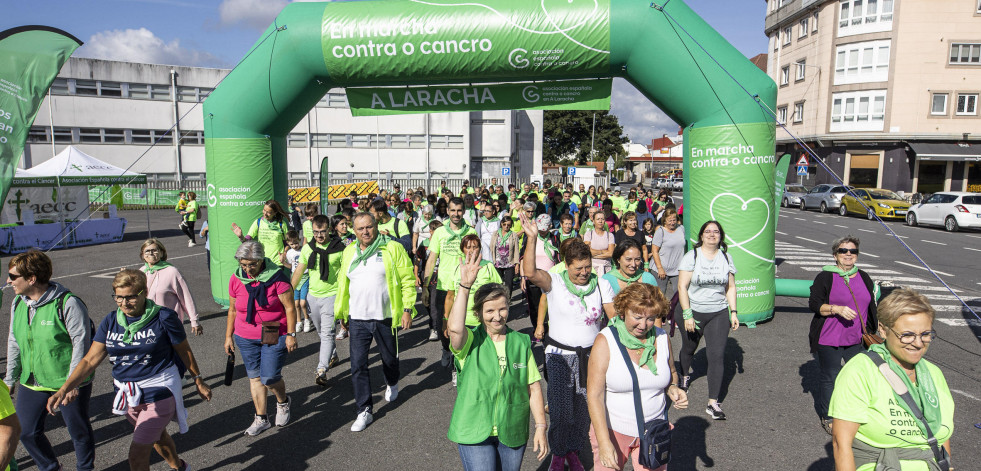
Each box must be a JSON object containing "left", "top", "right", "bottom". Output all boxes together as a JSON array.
[
  {"left": 834, "top": 224, "right": 849, "bottom": 229},
  {"left": 920, "top": 240, "right": 946, "bottom": 246},
  {"left": 775, "top": 231, "right": 787, "bottom": 235},
  {"left": 950, "top": 389, "right": 981, "bottom": 402},
  {"left": 795, "top": 236, "right": 823, "bottom": 245},
  {"left": 813, "top": 221, "right": 827, "bottom": 225},
  {"left": 965, "top": 234, "right": 981, "bottom": 239},
  {"left": 919, "top": 294, "right": 981, "bottom": 302},
  {"left": 785, "top": 261, "right": 841, "bottom": 266},
  {"left": 932, "top": 305, "right": 980, "bottom": 312},
  {"left": 793, "top": 217, "right": 806, "bottom": 221},
  {"left": 52, "top": 253, "right": 204, "bottom": 280},
  {"left": 862, "top": 252, "right": 879, "bottom": 258},
  {"left": 894, "top": 261, "right": 953, "bottom": 277},
  {"left": 935, "top": 318, "right": 981, "bottom": 326},
  {"left": 860, "top": 275, "right": 929, "bottom": 283},
  {"left": 897, "top": 284, "right": 961, "bottom": 293},
  {"left": 965, "top": 247, "right": 981, "bottom": 253},
  {"left": 895, "top": 235, "right": 909, "bottom": 239},
  {"left": 861, "top": 269, "right": 903, "bottom": 275},
  {"left": 858, "top": 228, "right": 875, "bottom": 233},
  {"left": 91, "top": 272, "right": 118, "bottom": 279}
]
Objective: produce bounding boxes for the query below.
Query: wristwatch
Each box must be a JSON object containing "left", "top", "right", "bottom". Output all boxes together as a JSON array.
[{"left": 286, "top": 332, "right": 297, "bottom": 337}]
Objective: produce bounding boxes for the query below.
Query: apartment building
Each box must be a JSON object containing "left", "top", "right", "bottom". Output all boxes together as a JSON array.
[
  {"left": 765, "top": 0, "right": 981, "bottom": 194},
  {"left": 23, "top": 57, "right": 543, "bottom": 186}
]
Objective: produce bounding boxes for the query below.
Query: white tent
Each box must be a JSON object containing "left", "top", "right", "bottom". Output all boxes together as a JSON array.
[{"left": 15, "top": 145, "right": 146, "bottom": 185}]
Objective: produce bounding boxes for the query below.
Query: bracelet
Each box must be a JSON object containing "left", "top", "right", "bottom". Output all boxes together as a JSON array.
[
  {"left": 682, "top": 309, "right": 693, "bottom": 320},
  {"left": 189, "top": 375, "right": 200, "bottom": 381},
  {"left": 534, "top": 424, "right": 547, "bottom": 429},
  {"left": 459, "top": 283, "right": 472, "bottom": 290}
]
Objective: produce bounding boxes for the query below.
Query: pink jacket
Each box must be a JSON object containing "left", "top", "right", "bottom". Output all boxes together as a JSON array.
[{"left": 140, "top": 265, "right": 199, "bottom": 327}]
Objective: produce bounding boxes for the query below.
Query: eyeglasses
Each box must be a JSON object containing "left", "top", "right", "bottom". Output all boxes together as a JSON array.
[
  {"left": 239, "top": 261, "right": 261, "bottom": 269},
  {"left": 7, "top": 273, "right": 23, "bottom": 281},
  {"left": 112, "top": 290, "right": 144, "bottom": 304},
  {"left": 312, "top": 230, "right": 329, "bottom": 236},
  {"left": 703, "top": 230, "right": 721, "bottom": 234},
  {"left": 836, "top": 248, "right": 860, "bottom": 255},
  {"left": 884, "top": 325, "right": 936, "bottom": 344},
  {"left": 143, "top": 249, "right": 161, "bottom": 255}
]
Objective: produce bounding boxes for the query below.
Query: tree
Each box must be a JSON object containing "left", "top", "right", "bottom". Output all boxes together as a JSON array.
[{"left": 542, "top": 111, "right": 628, "bottom": 165}]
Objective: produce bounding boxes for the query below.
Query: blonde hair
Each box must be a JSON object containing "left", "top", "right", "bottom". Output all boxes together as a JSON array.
[
  {"left": 876, "top": 288, "right": 935, "bottom": 328},
  {"left": 113, "top": 269, "right": 147, "bottom": 293},
  {"left": 140, "top": 238, "right": 168, "bottom": 261}
]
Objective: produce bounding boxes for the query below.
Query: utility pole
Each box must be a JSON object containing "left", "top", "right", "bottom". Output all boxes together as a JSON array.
[{"left": 590, "top": 113, "right": 596, "bottom": 161}]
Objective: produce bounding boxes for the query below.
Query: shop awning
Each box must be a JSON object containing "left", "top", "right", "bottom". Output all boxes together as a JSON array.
[{"left": 909, "top": 142, "right": 981, "bottom": 161}]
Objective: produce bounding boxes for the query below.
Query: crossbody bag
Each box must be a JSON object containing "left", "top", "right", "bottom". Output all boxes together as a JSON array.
[
  {"left": 842, "top": 275, "right": 883, "bottom": 348},
  {"left": 608, "top": 326, "right": 672, "bottom": 468}
]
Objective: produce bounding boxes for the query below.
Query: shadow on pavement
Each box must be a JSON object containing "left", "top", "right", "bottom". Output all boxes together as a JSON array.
[
  {"left": 798, "top": 358, "right": 822, "bottom": 418},
  {"left": 671, "top": 416, "right": 714, "bottom": 470},
  {"left": 807, "top": 441, "right": 834, "bottom": 471}
]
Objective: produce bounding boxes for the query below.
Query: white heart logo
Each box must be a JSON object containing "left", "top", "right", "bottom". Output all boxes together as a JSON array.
[{"left": 709, "top": 193, "right": 774, "bottom": 264}]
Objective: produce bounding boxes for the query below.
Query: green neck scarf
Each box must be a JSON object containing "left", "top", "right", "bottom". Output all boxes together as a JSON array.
[
  {"left": 481, "top": 214, "right": 499, "bottom": 224},
  {"left": 538, "top": 233, "right": 558, "bottom": 260},
  {"left": 143, "top": 260, "right": 173, "bottom": 275},
  {"left": 822, "top": 264, "right": 859, "bottom": 285},
  {"left": 558, "top": 230, "right": 576, "bottom": 242},
  {"left": 349, "top": 235, "right": 389, "bottom": 273},
  {"left": 116, "top": 299, "right": 162, "bottom": 344},
  {"left": 445, "top": 222, "right": 471, "bottom": 244},
  {"left": 497, "top": 227, "right": 512, "bottom": 245},
  {"left": 610, "top": 316, "right": 657, "bottom": 375},
  {"left": 610, "top": 268, "right": 643, "bottom": 284},
  {"left": 868, "top": 343, "right": 942, "bottom": 436},
  {"left": 559, "top": 270, "right": 598, "bottom": 309},
  {"left": 234, "top": 258, "right": 282, "bottom": 285}
]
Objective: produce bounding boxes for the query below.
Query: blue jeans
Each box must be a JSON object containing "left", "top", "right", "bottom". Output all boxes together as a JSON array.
[
  {"left": 234, "top": 334, "right": 288, "bottom": 385},
  {"left": 458, "top": 437, "right": 526, "bottom": 471},
  {"left": 17, "top": 383, "right": 95, "bottom": 471},
  {"left": 349, "top": 319, "right": 400, "bottom": 413}
]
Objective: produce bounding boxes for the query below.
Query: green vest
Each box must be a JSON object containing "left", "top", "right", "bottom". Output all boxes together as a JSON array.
[
  {"left": 12, "top": 293, "right": 76, "bottom": 390},
  {"left": 447, "top": 328, "right": 531, "bottom": 448}
]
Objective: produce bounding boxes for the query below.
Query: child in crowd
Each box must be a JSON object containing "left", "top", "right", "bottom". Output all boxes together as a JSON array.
[
  {"left": 175, "top": 191, "right": 188, "bottom": 228},
  {"left": 285, "top": 230, "right": 313, "bottom": 333}
]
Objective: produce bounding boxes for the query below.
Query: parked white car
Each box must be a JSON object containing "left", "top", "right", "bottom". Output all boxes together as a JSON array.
[{"left": 906, "top": 192, "right": 981, "bottom": 232}]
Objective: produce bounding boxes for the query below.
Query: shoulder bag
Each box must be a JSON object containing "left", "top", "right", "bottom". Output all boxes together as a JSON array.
[
  {"left": 843, "top": 276, "right": 883, "bottom": 348},
  {"left": 608, "top": 326, "right": 671, "bottom": 468},
  {"left": 863, "top": 351, "right": 950, "bottom": 471}
]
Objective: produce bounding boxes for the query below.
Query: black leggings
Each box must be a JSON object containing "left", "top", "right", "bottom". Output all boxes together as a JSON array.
[
  {"left": 495, "top": 265, "right": 515, "bottom": 298},
  {"left": 181, "top": 220, "right": 197, "bottom": 242},
  {"left": 676, "top": 307, "right": 730, "bottom": 401}
]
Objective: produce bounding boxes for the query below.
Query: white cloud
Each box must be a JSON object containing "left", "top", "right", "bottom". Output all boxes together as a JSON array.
[
  {"left": 77, "top": 28, "right": 223, "bottom": 67},
  {"left": 218, "top": 0, "right": 325, "bottom": 30},
  {"left": 610, "top": 78, "right": 679, "bottom": 147}
]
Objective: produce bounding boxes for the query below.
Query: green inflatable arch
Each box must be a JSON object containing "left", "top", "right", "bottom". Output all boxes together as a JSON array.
[{"left": 204, "top": 0, "right": 781, "bottom": 325}]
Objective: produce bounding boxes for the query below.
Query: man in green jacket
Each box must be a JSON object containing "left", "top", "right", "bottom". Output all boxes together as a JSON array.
[{"left": 334, "top": 213, "right": 416, "bottom": 432}]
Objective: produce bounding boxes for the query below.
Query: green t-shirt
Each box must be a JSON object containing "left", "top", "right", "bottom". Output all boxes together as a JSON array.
[
  {"left": 625, "top": 201, "right": 638, "bottom": 213},
  {"left": 247, "top": 218, "right": 289, "bottom": 266},
  {"left": 429, "top": 224, "right": 477, "bottom": 291},
  {"left": 609, "top": 196, "right": 626, "bottom": 215},
  {"left": 185, "top": 200, "right": 199, "bottom": 222},
  {"left": 378, "top": 217, "right": 410, "bottom": 239},
  {"left": 302, "top": 219, "right": 313, "bottom": 243},
  {"left": 0, "top": 383, "right": 14, "bottom": 471},
  {"left": 450, "top": 261, "right": 503, "bottom": 326},
  {"left": 829, "top": 354, "right": 954, "bottom": 471},
  {"left": 299, "top": 243, "right": 343, "bottom": 297},
  {"left": 570, "top": 194, "right": 582, "bottom": 207}
]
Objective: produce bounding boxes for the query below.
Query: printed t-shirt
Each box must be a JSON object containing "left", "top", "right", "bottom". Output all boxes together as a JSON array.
[
  {"left": 829, "top": 354, "right": 954, "bottom": 471},
  {"left": 413, "top": 215, "right": 435, "bottom": 247},
  {"left": 286, "top": 248, "right": 308, "bottom": 283},
  {"left": 300, "top": 242, "right": 342, "bottom": 297},
  {"left": 430, "top": 224, "right": 477, "bottom": 291},
  {"left": 378, "top": 217, "right": 410, "bottom": 239},
  {"left": 185, "top": 200, "right": 199, "bottom": 222},
  {"left": 347, "top": 251, "right": 390, "bottom": 320},
  {"left": 449, "top": 261, "right": 503, "bottom": 326},
  {"left": 247, "top": 218, "right": 289, "bottom": 266},
  {"left": 228, "top": 276, "right": 292, "bottom": 338},
  {"left": 678, "top": 248, "right": 737, "bottom": 312},
  {"left": 651, "top": 225, "right": 686, "bottom": 276},
  {"left": 94, "top": 307, "right": 187, "bottom": 403},
  {"left": 543, "top": 272, "right": 615, "bottom": 354}
]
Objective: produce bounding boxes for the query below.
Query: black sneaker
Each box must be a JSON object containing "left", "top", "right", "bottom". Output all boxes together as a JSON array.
[
  {"left": 706, "top": 403, "right": 726, "bottom": 420},
  {"left": 678, "top": 375, "right": 691, "bottom": 392}
]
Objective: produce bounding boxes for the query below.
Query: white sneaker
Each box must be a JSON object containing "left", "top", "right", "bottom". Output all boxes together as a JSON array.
[
  {"left": 429, "top": 329, "right": 439, "bottom": 341},
  {"left": 384, "top": 384, "right": 399, "bottom": 402},
  {"left": 244, "top": 415, "right": 271, "bottom": 436},
  {"left": 351, "top": 410, "right": 373, "bottom": 432},
  {"left": 303, "top": 319, "right": 314, "bottom": 333},
  {"left": 296, "top": 321, "right": 303, "bottom": 332},
  {"left": 187, "top": 240, "right": 196, "bottom": 247},
  {"left": 452, "top": 370, "right": 457, "bottom": 387},
  {"left": 275, "top": 396, "right": 291, "bottom": 426},
  {"left": 336, "top": 327, "right": 349, "bottom": 340}
]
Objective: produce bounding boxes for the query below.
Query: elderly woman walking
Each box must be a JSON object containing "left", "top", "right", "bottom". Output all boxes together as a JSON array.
[{"left": 139, "top": 239, "right": 202, "bottom": 335}]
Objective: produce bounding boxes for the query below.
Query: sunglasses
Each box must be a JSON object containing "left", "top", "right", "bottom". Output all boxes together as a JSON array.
[
  {"left": 836, "top": 248, "right": 860, "bottom": 255},
  {"left": 7, "top": 273, "right": 23, "bottom": 281}
]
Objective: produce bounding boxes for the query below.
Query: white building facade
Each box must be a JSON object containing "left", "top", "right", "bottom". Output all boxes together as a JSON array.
[{"left": 24, "top": 58, "right": 543, "bottom": 188}]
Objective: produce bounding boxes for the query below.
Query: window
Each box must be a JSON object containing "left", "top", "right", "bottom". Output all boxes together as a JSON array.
[
  {"left": 793, "top": 102, "right": 805, "bottom": 123},
  {"left": 179, "top": 130, "right": 204, "bottom": 145},
  {"left": 100, "top": 81, "right": 122, "bottom": 97},
  {"left": 318, "top": 92, "right": 348, "bottom": 108},
  {"left": 471, "top": 119, "right": 506, "bottom": 125},
  {"left": 783, "top": 26, "right": 792, "bottom": 45},
  {"left": 931, "top": 93, "right": 949, "bottom": 115},
  {"left": 177, "top": 87, "right": 199, "bottom": 102},
  {"left": 956, "top": 93, "right": 978, "bottom": 115},
  {"left": 813, "top": 12, "right": 819, "bottom": 32},
  {"left": 780, "top": 65, "right": 790, "bottom": 85},
  {"left": 49, "top": 78, "right": 69, "bottom": 95},
  {"left": 950, "top": 43, "right": 981, "bottom": 64},
  {"left": 329, "top": 134, "right": 348, "bottom": 147},
  {"left": 777, "top": 106, "right": 788, "bottom": 123},
  {"left": 128, "top": 84, "right": 171, "bottom": 100},
  {"left": 977, "top": 0, "right": 981, "bottom": 13},
  {"left": 838, "top": 0, "right": 893, "bottom": 36},
  {"left": 831, "top": 89, "right": 887, "bottom": 131},
  {"left": 78, "top": 127, "right": 102, "bottom": 143},
  {"left": 27, "top": 127, "right": 49, "bottom": 143},
  {"left": 74, "top": 80, "right": 98, "bottom": 96},
  {"left": 408, "top": 135, "right": 426, "bottom": 148},
  {"left": 351, "top": 134, "right": 371, "bottom": 148},
  {"left": 130, "top": 130, "right": 152, "bottom": 145},
  {"left": 796, "top": 60, "right": 807, "bottom": 81},
  {"left": 103, "top": 128, "right": 125, "bottom": 144},
  {"left": 834, "top": 40, "right": 890, "bottom": 84},
  {"left": 287, "top": 133, "right": 307, "bottom": 147},
  {"left": 799, "top": 18, "right": 809, "bottom": 38}
]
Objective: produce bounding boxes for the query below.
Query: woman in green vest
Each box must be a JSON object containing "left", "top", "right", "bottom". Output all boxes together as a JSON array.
[{"left": 447, "top": 251, "right": 548, "bottom": 471}]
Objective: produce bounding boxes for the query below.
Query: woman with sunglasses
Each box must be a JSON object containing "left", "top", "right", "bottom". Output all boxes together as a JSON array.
[
  {"left": 5, "top": 250, "right": 96, "bottom": 471},
  {"left": 808, "top": 235, "right": 878, "bottom": 435},
  {"left": 47, "top": 269, "right": 211, "bottom": 471},
  {"left": 830, "top": 289, "right": 953, "bottom": 471},
  {"left": 138, "top": 239, "right": 202, "bottom": 336}
]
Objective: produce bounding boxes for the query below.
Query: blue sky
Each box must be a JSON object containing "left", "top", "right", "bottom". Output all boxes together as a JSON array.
[{"left": 3, "top": 0, "right": 768, "bottom": 147}]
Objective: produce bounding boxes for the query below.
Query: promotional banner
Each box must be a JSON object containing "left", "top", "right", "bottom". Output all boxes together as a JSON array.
[
  {"left": 88, "top": 186, "right": 185, "bottom": 208},
  {"left": 346, "top": 79, "right": 612, "bottom": 116},
  {"left": 686, "top": 122, "right": 777, "bottom": 326},
  {"left": 287, "top": 186, "right": 320, "bottom": 203},
  {"left": 772, "top": 153, "right": 791, "bottom": 229},
  {"left": 1, "top": 186, "right": 87, "bottom": 224},
  {"left": 321, "top": 0, "right": 611, "bottom": 84},
  {"left": 0, "top": 218, "right": 127, "bottom": 255},
  {"left": 0, "top": 27, "right": 82, "bottom": 210},
  {"left": 325, "top": 180, "right": 380, "bottom": 200}
]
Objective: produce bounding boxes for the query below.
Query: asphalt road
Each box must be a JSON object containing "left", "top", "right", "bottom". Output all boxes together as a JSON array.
[{"left": 0, "top": 208, "right": 978, "bottom": 470}]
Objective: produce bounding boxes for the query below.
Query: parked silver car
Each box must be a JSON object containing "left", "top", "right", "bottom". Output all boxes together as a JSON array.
[
  {"left": 800, "top": 184, "right": 853, "bottom": 213},
  {"left": 782, "top": 185, "right": 808, "bottom": 208}
]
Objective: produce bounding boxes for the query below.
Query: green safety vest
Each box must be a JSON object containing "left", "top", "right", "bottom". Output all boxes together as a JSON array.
[
  {"left": 12, "top": 292, "right": 78, "bottom": 390},
  {"left": 447, "top": 327, "right": 531, "bottom": 448}
]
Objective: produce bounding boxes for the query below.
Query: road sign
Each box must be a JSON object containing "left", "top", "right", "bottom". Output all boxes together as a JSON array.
[
  {"left": 501, "top": 167, "right": 510, "bottom": 176},
  {"left": 796, "top": 155, "right": 809, "bottom": 167},
  {"left": 797, "top": 166, "right": 808, "bottom": 176},
  {"left": 568, "top": 167, "right": 576, "bottom": 176}
]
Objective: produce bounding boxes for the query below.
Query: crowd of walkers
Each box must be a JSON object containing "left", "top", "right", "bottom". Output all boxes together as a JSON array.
[{"left": 0, "top": 178, "right": 955, "bottom": 471}]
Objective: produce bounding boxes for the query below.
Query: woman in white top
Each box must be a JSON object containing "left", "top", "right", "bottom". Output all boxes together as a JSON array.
[
  {"left": 587, "top": 283, "right": 688, "bottom": 471},
  {"left": 520, "top": 213, "right": 615, "bottom": 471},
  {"left": 583, "top": 210, "right": 615, "bottom": 276},
  {"left": 677, "top": 220, "right": 738, "bottom": 421}
]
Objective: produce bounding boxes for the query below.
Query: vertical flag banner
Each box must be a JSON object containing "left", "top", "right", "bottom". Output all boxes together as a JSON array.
[{"left": 0, "top": 26, "right": 81, "bottom": 209}]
